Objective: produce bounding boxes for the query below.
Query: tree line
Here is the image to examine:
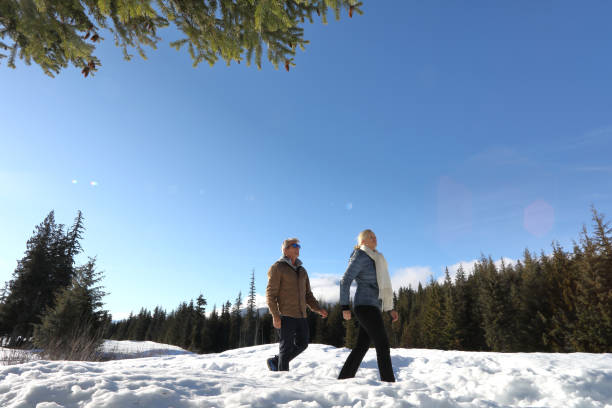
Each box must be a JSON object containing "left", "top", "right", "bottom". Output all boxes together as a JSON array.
[
  {"left": 107, "top": 208, "right": 612, "bottom": 354},
  {"left": 1, "top": 208, "right": 611, "bottom": 358}
]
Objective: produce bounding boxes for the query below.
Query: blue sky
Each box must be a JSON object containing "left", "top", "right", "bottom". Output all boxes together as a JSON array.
[{"left": 1, "top": 1, "right": 611, "bottom": 319}]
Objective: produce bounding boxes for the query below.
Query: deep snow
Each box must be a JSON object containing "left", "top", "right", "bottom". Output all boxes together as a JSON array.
[{"left": 1, "top": 341, "right": 611, "bottom": 407}]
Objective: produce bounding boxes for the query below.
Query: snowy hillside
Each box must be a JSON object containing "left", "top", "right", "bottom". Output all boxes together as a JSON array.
[{"left": 1, "top": 341, "right": 611, "bottom": 407}]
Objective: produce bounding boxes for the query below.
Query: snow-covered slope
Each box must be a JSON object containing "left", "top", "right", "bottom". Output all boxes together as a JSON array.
[{"left": 1, "top": 341, "right": 611, "bottom": 407}]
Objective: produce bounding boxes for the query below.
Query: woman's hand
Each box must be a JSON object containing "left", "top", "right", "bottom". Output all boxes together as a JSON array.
[
  {"left": 389, "top": 310, "right": 399, "bottom": 322},
  {"left": 342, "top": 310, "right": 352, "bottom": 320}
]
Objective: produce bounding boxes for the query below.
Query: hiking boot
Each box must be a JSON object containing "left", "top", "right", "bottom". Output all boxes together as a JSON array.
[{"left": 267, "top": 356, "right": 278, "bottom": 371}]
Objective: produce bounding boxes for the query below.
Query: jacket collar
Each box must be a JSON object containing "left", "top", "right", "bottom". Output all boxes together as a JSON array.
[{"left": 280, "top": 256, "right": 302, "bottom": 271}]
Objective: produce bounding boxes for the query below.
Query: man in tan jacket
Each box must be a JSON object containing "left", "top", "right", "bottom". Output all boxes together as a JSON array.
[{"left": 266, "top": 237, "right": 328, "bottom": 371}]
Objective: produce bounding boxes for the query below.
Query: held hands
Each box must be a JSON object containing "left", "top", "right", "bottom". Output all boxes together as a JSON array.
[{"left": 318, "top": 309, "right": 328, "bottom": 319}]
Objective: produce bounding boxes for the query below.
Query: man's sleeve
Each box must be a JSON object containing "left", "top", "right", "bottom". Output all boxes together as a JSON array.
[
  {"left": 266, "top": 263, "right": 281, "bottom": 319},
  {"left": 304, "top": 272, "right": 321, "bottom": 312}
]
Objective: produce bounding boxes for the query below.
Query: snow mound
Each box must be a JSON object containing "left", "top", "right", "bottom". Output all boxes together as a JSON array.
[
  {"left": 99, "top": 340, "right": 194, "bottom": 359},
  {"left": 1, "top": 342, "right": 611, "bottom": 407}
]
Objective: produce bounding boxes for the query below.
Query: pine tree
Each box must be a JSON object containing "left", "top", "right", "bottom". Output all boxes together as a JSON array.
[
  {"left": 394, "top": 287, "right": 413, "bottom": 348},
  {"left": 422, "top": 278, "right": 445, "bottom": 349},
  {"left": 191, "top": 294, "right": 207, "bottom": 352},
  {"left": 541, "top": 243, "right": 578, "bottom": 351},
  {"left": 229, "top": 292, "right": 243, "bottom": 348},
  {"left": 244, "top": 269, "right": 257, "bottom": 346},
  {"left": 32, "top": 257, "right": 107, "bottom": 360},
  {"left": 452, "top": 265, "right": 471, "bottom": 350},
  {"left": 0, "top": 211, "right": 84, "bottom": 338},
  {"left": 1, "top": 0, "right": 363, "bottom": 77},
  {"left": 573, "top": 209, "right": 612, "bottom": 352},
  {"left": 405, "top": 283, "right": 425, "bottom": 348},
  {"left": 477, "top": 257, "right": 523, "bottom": 351},
  {"left": 219, "top": 300, "right": 232, "bottom": 351},
  {"left": 145, "top": 306, "right": 166, "bottom": 341},
  {"left": 203, "top": 304, "right": 219, "bottom": 352},
  {"left": 441, "top": 268, "right": 457, "bottom": 349}
]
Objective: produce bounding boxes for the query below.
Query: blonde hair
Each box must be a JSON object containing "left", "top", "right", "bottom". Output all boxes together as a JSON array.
[
  {"left": 281, "top": 237, "right": 300, "bottom": 254},
  {"left": 355, "top": 229, "right": 375, "bottom": 249}
]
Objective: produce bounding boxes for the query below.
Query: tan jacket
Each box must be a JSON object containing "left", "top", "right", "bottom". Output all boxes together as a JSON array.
[{"left": 266, "top": 259, "right": 321, "bottom": 319}]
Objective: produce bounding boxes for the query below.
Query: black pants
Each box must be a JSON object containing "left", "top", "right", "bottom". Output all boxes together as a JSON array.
[
  {"left": 338, "top": 305, "right": 395, "bottom": 382},
  {"left": 277, "top": 316, "right": 309, "bottom": 371}
]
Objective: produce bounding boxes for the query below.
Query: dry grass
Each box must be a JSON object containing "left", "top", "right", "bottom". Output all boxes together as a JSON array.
[
  {"left": 0, "top": 348, "right": 37, "bottom": 366},
  {"left": 38, "top": 333, "right": 104, "bottom": 362}
]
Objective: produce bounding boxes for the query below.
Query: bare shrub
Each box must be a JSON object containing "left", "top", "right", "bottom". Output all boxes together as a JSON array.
[
  {"left": 0, "top": 348, "right": 37, "bottom": 366},
  {"left": 36, "top": 320, "right": 105, "bottom": 362}
]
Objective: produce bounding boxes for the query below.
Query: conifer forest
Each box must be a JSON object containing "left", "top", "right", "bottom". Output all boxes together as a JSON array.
[{"left": 1, "top": 208, "right": 611, "bottom": 356}]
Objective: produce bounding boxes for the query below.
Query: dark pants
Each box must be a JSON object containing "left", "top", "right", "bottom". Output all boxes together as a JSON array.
[
  {"left": 277, "top": 315, "right": 309, "bottom": 371},
  {"left": 338, "top": 305, "right": 395, "bottom": 382}
]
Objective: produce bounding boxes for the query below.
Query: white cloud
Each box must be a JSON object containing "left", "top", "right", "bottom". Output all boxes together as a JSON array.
[
  {"left": 391, "top": 266, "right": 435, "bottom": 290},
  {"left": 309, "top": 274, "right": 343, "bottom": 303},
  {"left": 255, "top": 294, "right": 268, "bottom": 310}
]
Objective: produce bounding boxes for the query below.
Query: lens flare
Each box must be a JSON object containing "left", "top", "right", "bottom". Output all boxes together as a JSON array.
[
  {"left": 71, "top": 180, "right": 78, "bottom": 184},
  {"left": 524, "top": 199, "right": 554, "bottom": 237},
  {"left": 90, "top": 181, "right": 98, "bottom": 187}
]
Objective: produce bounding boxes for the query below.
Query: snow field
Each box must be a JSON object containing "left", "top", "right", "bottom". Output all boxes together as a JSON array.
[{"left": 1, "top": 341, "right": 611, "bottom": 407}]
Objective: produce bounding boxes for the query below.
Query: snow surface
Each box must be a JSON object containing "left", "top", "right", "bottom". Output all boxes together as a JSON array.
[{"left": 1, "top": 341, "right": 612, "bottom": 407}]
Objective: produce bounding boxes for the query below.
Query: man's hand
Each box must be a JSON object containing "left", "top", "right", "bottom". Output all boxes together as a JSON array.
[
  {"left": 273, "top": 316, "right": 281, "bottom": 329},
  {"left": 318, "top": 309, "right": 328, "bottom": 318},
  {"left": 342, "top": 310, "right": 351, "bottom": 320},
  {"left": 389, "top": 310, "right": 399, "bottom": 322}
]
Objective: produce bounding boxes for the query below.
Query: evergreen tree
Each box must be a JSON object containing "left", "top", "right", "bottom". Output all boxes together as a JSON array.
[
  {"left": 452, "top": 265, "right": 471, "bottom": 349},
  {"left": 541, "top": 243, "right": 578, "bottom": 351},
  {"left": 219, "top": 300, "right": 232, "bottom": 351},
  {"left": 32, "top": 257, "right": 107, "bottom": 360},
  {"left": 405, "top": 283, "right": 425, "bottom": 348},
  {"left": 422, "top": 278, "right": 445, "bottom": 349},
  {"left": 133, "top": 308, "right": 152, "bottom": 341},
  {"left": 1, "top": 0, "right": 363, "bottom": 77},
  {"left": 244, "top": 270, "right": 257, "bottom": 346},
  {"left": 394, "top": 286, "right": 413, "bottom": 348},
  {"left": 203, "top": 304, "right": 219, "bottom": 352},
  {"left": 573, "top": 209, "right": 612, "bottom": 352},
  {"left": 441, "top": 268, "right": 457, "bottom": 349},
  {"left": 230, "top": 292, "right": 243, "bottom": 347},
  {"left": 514, "top": 250, "right": 549, "bottom": 351},
  {"left": 0, "top": 211, "right": 84, "bottom": 338},
  {"left": 191, "top": 294, "right": 207, "bottom": 352},
  {"left": 145, "top": 306, "right": 167, "bottom": 341}
]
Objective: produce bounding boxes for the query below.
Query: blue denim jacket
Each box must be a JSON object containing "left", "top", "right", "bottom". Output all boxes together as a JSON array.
[{"left": 339, "top": 249, "right": 381, "bottom": 310}]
